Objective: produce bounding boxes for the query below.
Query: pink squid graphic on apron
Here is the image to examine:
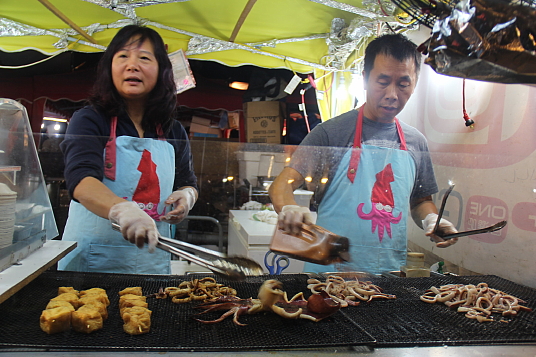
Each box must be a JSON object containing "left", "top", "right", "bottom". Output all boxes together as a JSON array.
[
  {"left": 131, "top": 149, "right": 167, "bottom": 220},
  {"left": 357, "top": 163, "right": 402, "bottom": 242}
]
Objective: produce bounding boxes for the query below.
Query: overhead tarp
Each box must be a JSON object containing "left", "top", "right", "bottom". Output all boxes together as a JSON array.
[
  {"left": 0, "top": 0, "right": 385, "bottom": 73},
  {"left": 0, "top": 0, "right": 415, "bottom": 122}
]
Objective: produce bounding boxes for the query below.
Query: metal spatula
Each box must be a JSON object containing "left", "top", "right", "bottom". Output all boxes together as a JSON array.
[{"left": 111, "top": 222, "right": 263, "bottom": 281}]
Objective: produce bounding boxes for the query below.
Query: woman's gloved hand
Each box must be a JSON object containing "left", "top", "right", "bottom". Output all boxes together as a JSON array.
[
  {"left": 423, "top": 213, "right": 458, "bottom": 248},
  {"left": 278, "top": 205, "right": 313, "bottom": 235},
  {"left": 108, "top": 201, "right": 159, "bottom": 252},
  {"left": 159, "top": 187, "right": 197, "bottom": 224}
]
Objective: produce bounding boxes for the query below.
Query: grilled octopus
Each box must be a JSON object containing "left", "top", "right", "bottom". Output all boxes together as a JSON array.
[{"left": 193, "top": 279, "right": 340, "bottom": 326}]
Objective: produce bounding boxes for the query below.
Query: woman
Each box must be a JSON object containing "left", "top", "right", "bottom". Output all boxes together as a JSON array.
[{"left": 59, "top": 25, "right": 198, "bottom": 274}]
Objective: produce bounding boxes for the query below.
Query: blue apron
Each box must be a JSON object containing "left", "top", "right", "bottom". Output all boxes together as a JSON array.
[
  {"left": 58, "top": 117, "right": 174, "bottom": 274},
  {"left": 303, "top": 105, "right": 416, "bottom": 275}
]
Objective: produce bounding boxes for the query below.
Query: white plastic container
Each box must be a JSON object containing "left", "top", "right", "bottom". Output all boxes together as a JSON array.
[{"left": 236, "top": 151, "right": 288, "bottom": 187}]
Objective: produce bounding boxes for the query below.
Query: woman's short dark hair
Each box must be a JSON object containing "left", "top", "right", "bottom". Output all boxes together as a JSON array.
[
  {"left": 89, "top": 25, "right": 176, "bottom": 133},
  {"left": 363, "top": 34, "right": 421, "bottom": 80}
]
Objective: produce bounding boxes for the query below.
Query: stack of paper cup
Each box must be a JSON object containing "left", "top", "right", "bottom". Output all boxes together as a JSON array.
[{"left": 0, "top": 183, "right": 17, "bottom": 249}]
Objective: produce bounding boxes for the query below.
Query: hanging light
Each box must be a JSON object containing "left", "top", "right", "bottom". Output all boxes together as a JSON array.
[{"left": 229, "top": 81, "right": 249, "bottom": 90}]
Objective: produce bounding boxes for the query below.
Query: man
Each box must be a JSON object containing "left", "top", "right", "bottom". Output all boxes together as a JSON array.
[{"left": 269, "top": 34, "right": 458, "bottom": 275}]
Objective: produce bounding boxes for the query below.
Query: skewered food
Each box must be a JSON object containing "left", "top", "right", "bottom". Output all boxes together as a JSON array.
[
  {"left": 307, "top": 275, "right": 396, "bottom": 307},
  {"left": 40, "top": 286, "right": 108, "bottom": 334},
  {"left": 39, "top": 307, "right": 72, "bottom": 334},
  {"left": 119, "top": 287, "right": 151, "bottom": 335},
  {"left": 119, "top": 287, "right": 143, "bottom": 296},
  {"left": 420, "top": 282, "right": 532, "bottom": 322},
  {"left": 78, "top": 298, "right": 108, "bottom": 320},
  {"left": 45, "top": 300, "right": 76, "bottom": 311},
  {"left": 50, "top": 293, "right": 80, "bottom": 309},
  {"left": 80, "top": 288, "right": 110, "bottom": 306},
  {"left": 122, "top": 306, "right": 152, "bottom": 335},
  {"left": 71, "top": 305, "right": 104, "bottom": 333},
  {"left": 58, "top": 287, "right": 79, "bottom": 296}
]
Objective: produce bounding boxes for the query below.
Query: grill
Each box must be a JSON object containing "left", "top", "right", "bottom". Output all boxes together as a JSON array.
[
  {"left": 0, "top": 271, "right": 534, "bottom": 351},
  {"left": 339, "top": 274, "right": 536, "bottom": 347},
  {"left": 0, "top": 271, "right": 373, "bottom": 352}
]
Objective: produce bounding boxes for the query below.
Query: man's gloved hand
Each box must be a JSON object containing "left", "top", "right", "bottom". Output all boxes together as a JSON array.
[
  {"left": 159, "top": 187, "right": 197, "bottom": 224},
  {"left": 423, "top": 213, "right": 458, "bottom": 248},
  {"left": 278, "top": 205, "right": 313, "bottom": 235},
  {"left": 108, "top": 201, "right": 159, "bottom": 252}
]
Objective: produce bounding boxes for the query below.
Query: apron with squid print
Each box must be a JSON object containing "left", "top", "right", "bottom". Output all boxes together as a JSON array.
[{"left": 303, "top": 105, "right": 416, "bottom": 275}]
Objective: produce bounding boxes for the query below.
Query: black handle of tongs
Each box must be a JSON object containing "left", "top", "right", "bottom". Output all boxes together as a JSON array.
[
  {"left": 432, "top": 185, "right": 455, "bottom": 235},
  {"left": 439, "top": 220, "right": 507, "bottom": 240},
  {"left": 432, "top": 186, "right": 507, "bottom": 240}
]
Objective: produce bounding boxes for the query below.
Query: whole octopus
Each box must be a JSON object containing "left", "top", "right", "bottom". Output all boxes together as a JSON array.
[
  {"left": 194, "top": 279, "right": 341, "bottom": 326},
  {"left": 420, "top": 282, "right": 532, "bottom": 323},
  {"left": 307, "top": 275, "right": 396, "bottom": 307}
]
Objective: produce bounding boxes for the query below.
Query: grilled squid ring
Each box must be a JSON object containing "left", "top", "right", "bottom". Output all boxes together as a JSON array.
[{"left": 420, "top": 291, "right": 437, "bottom": 303}]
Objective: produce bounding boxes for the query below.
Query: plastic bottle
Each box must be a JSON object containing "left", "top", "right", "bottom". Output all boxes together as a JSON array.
[{"left": 400, "top": 252, "right": 430, "bottom": 277}]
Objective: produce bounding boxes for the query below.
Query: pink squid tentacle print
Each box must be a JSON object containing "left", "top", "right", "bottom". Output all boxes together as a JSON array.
[{"left": 356, "top": 163, "right": 402, "bottom": 242}]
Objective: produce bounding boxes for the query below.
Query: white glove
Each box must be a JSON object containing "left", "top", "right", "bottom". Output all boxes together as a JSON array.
[
  {"left": 108, "top": 201, "right": 159, "bottom": 252},
  {"left": 278, "top": 205, "right": 313, "bottom": 235},
  {"left": 159, "top": 187, "right": 197, "bottom": 224},
  {"left": 423, "top": 213, "right": 458, "bottom": 248}
]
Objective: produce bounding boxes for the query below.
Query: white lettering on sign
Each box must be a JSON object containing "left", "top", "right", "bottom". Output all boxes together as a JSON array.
[
  {"left": 469, "top": 202, "right": 507, "bottom": 219},
  {"left": 529, "top": 215, "right": 536, "bottom": 227}
]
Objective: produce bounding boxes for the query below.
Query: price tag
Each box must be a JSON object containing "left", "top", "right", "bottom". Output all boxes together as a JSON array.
[{"left": 284, "top": 74, "right": 301, "bottom": 94}]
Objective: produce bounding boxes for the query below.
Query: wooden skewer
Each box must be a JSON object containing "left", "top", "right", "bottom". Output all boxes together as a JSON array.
[
  {"left": 37, "top": 0, "right": 98, "bottom": 44},
  {"left": 229, "top": 0, "right": 257, "bottom": 43}
]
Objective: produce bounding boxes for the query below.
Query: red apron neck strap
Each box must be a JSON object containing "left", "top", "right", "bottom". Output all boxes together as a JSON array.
[
  {"left": 104, "top": 116, "right": 118, "bottom": 181},
  {"left": 156, "top": 124, "right": 165, "bottom": 140},
  {"left": 347, "top": 104, "right": 407, "bottom": 183}
]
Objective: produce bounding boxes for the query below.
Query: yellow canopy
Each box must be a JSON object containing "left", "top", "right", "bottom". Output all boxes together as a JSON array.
[{"left": 0, "top": 0, "right": 409, "bottom": 118}]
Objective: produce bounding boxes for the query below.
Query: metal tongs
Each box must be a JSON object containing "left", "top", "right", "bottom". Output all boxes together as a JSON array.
[
  {"left": 432, "top": 185, "right": 507, "bottom": 240},
  {"left": 111, "top": 222, "right": 263, "bottom": 281}
]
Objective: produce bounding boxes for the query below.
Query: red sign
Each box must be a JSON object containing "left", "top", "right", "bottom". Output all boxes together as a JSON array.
[{"left": 464, "top": 195, "right": 508, "bottom": 244}]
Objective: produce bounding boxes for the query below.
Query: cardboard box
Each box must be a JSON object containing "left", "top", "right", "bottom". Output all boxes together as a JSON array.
[
  {"left": 228, "top": 112, "right": 240, "bottom": 129},
  {"left": 192, "top": 116, "right": 212, "bottom": 126},
  {"left": 190, "top": 122, "right": 222, "bottom": 138},
  {"left": 243, "top": 101, "right": 283, "bottom": 144}
]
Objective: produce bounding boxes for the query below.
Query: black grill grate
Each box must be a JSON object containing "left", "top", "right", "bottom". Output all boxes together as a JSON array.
[
  {"left": 339, "top": 275, "right": 536, "bottom": 347},
  {"left": 0, "top": 271, "right": 373, "bottom": 352}
]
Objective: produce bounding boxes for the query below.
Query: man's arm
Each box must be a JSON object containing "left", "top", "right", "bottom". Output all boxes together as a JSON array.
[
  {"left": 269, "top": 167, "right": 304, "bottom": 212},
  {"left": 410, "top": 195, "right": 436, "bottom": 228},
  {"left": 410, "top": 195, "right": 458, "bottom": 248},
  {"left": 269, "top": 167, "right": 312, "bottom": 234}
]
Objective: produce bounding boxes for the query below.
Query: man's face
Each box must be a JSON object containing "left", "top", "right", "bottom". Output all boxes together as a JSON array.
[{"left": 363, "top": 53, "right": 417, "bottom": 123}]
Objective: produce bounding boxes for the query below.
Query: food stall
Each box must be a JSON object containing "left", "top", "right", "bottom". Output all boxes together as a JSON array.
[{"left": 0, "top": 0, "right": 535, "bottom": 355}]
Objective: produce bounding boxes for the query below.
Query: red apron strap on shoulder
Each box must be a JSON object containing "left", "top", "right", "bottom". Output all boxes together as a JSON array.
[
  {"left": 156, "top": 124, "right": 166, "bottom": 140},
  {"left": 104, "top": 117, "right": 118, "bottom": 181},
  {"left": 347, "top": 105, "right": 365, "bottom": 183}
]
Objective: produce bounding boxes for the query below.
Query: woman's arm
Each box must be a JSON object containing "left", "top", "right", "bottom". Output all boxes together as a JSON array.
[{"left": 73, "top": 176, "right": 126, "bottom": 219}]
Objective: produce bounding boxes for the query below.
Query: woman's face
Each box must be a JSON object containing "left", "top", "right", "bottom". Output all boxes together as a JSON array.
[{"left": 111, "top": 36, "right": 159, "bottom": 102}]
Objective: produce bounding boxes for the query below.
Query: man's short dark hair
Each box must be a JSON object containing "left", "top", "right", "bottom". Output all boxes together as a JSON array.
[{"left": 363, "top": 34, "right": 421, "bottom": 79}]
